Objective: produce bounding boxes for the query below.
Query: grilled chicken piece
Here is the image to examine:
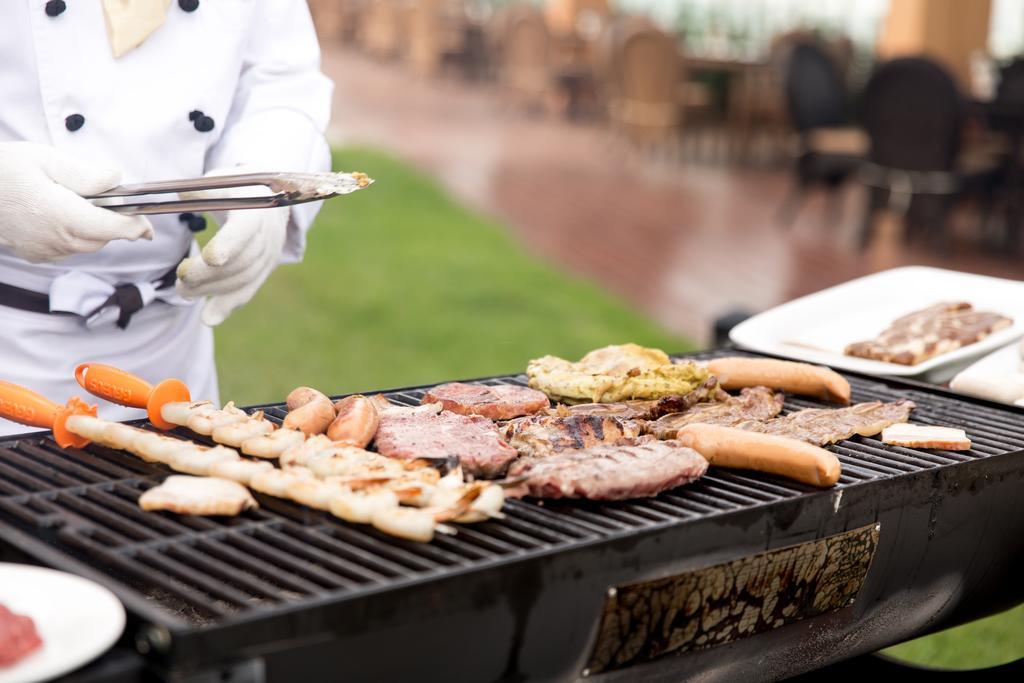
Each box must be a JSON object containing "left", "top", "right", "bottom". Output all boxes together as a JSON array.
[
  {"left": 139, "top": 475, "right": 257, "bottom": 516},
  {"left": 555, "top": 376, "right": 727, "bottom": 421},
  {"left": 527, "top": 344, "right": 711, "bottom": 404},
  {"left": 502, "top": 414, "right": 643, "bottom": 458},
  {"left": 650, "top": 387, "right": 785, "bottom": 439},
  {"left": 739, "top": 399, "right": 915, "bottom": 446}
]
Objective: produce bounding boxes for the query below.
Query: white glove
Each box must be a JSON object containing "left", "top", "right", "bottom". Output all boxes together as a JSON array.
[
  {"left": 0, "top": 141, "right": 153, "bottom": 263},
  {"left": 176, "top": 206, "right": 289, "bottom": 326}
]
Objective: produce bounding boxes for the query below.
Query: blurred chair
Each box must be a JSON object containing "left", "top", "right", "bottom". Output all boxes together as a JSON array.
[
  {"left": 361, "top": 0, "right": 410, "bottom": 62},
  {"left": 776, "top": 41, "right": 866, "bottom": 226},
  {"left": 985, "top": 58, "right": 1024, "bottom": 250},
  {"left": 599, "top": 17, "right": 686, "bottom": 151},
  {"left": 495, "top": 3, "right": 552, "bottom": 112},
  {"left": 859, "top": 57, "right": 1000, "bottom": 252}
]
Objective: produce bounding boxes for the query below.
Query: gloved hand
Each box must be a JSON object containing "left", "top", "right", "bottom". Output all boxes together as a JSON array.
[
  {"left": 176, "top": 205, "right": 290, "bottom": 327},
  {"left": 0, "top": 141, "right": 153, "bottom": 263}
]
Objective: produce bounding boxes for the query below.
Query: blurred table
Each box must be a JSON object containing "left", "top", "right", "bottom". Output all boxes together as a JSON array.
[{"left": 682, "top": 53, "right": 770, "bottom": 163}]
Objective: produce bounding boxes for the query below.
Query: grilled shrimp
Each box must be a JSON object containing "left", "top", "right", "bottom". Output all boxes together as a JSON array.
[
  {"left": 241, "top": 428, "right": 306, "bottom": 459},
  {"left": 170, "top": 445, "right": 240, "bottom": 477},
  {"left": 207, "top": 458, "right": 275, "bottom": 486},
  {"left": 330, "top": 488, "right": 400, "bottom": 524},
  {"left": 187, "top": 402, "right": 248, "bottom": 435},
  {"left": 286, "top": 477, "right": 346, "bottom": 510},
  {"left": 161, "top": 400, "right": 215, "bottom": 427},
  {"left": 212, "top": 414, "right": 275, "bottom": 447},
  {"left": 250, "top": 467, "right": 314, "bottom": 497}
]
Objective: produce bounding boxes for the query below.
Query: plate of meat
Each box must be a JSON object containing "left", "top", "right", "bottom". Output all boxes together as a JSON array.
[
  {"left": 0, "top": 564, "right": 125, "bottom": 683},
  {"left": 729, "top": 266, "right": 1024, "bottom": 381}
]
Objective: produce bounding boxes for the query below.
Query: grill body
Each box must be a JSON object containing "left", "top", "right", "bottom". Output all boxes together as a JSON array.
[{"left": 0, "top": 355, "right": 1022, "bottom": 682}]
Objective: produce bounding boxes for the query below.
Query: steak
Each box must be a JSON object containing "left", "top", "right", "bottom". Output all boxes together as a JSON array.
[
  {"left": 845, "top": 302, "right": 1013, "bottom": 366},
  {"left": 650, "top": 387, "right": 785, "bottom": 438},
  {"left": 373, "top": 400, "right": 518, "bottom": 478},
  {"left": 738, "top": 399, "right": 916, "bottom": 445},
  {"left": 421, "top": 382, "right": 549, "bottom": 420},
  {"left": 502, "top": 414, "right": 644, "bottom": 458},
  {"left": 505, "top": 436, "right": 707, "bottom": 500}
]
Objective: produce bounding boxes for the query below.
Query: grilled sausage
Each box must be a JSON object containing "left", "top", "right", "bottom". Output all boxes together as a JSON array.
[
  {"left": 283, "top": 397, "right": 336, "bottom": 435},
  {"left": 705, "top": 357, "right": 850, "bottom": 404},
  {"left": 328, "top": 395, "right": 380, "bottom": 447},
  {"left": 675, "top": 423, "right": 841, "bottom": 487},
  {"left": 286, "top": 386, "right": 331, "bottom": 412}
]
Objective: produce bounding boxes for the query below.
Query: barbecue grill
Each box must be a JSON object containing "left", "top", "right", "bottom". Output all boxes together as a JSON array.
[{"left": 1, "top": 351, "right": 1022, "bottom": 682}]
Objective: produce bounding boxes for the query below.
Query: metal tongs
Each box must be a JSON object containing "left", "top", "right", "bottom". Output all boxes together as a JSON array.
[{"left": 86, "top": 171, "right": 373, "bottom": 215}]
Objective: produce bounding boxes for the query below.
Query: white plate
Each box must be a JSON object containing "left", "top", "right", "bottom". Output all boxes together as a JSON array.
[
  {"left": 949, "top": 342, "right": 1024, "bottom": 406},
  {"left": 729, "top": 266, "right": 1024, "bottom": 382},
  {"left": 0, "top": 564, "right": 125, "bottom": 683}
]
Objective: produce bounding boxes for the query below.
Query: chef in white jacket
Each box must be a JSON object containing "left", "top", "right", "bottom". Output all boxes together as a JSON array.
[{"left": 0, "top": 0, "right": 332, "bottom": 434}]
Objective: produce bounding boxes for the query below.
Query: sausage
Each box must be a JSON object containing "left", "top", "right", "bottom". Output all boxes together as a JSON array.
[
  {"left": 705, "top": 357, "right": 850, "bottom": 404},
  {"left": 675, "top": 423, "right": 841, "bottom": 487},
  {"left": 328, "top": 395, "right": 380, "bottom": 447},
  {"left": 286, "top": 386, "right": 331, "bottom": 412},
  {"left": 283, "top": 397, "right": 336, "bottom": 435}
]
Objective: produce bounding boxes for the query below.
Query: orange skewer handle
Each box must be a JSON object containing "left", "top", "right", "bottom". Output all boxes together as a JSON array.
[
  {"left": 0, "top": 380, "right": 97, "bottom": 448},
  {"left": 74, "top": 363, "right": 190, "bottom": 430},
  {"left": 0, "top": 380, "right": 60, "bottom": 430}
]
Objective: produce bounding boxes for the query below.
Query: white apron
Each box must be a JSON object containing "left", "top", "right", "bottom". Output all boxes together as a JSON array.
[{"left": 0, "top": 0, "right": 332, "bottom": 435}]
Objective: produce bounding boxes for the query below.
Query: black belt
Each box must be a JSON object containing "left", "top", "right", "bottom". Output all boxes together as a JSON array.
[{"left": 0, "top": 256, "right": 184, "bottom": 330}]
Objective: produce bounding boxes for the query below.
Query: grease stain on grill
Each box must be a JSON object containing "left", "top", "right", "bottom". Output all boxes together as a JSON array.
[{"left": 584, "top": 523, "right": 880, "bottom": 675}]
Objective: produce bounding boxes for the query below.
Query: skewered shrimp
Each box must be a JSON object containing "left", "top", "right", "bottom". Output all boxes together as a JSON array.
[
  {"left": 161, "top": 400, "right": 215, "bottom": 427},
  {"left": 63, "top": 415, "right": 107, "bottom": 443},
  {"left": 211, "top": 413, "right": 275, "bottom": 447},
  {"left": 208, "top": 458, "right": 274, "bottom": 486},
  {"left": 286, "top": 477, "right": 345, "bottom": 510},
  {"left": 187, "top": 402, "right": 248, "bottom": 435},
  {"left": 279, "top": 434, "right": 333, "bottom": 468},
  {"left": 370, "top": 485, "right": 486, "bottom": 542},
  {"left": 132, "top": 430, "right": 192, "bottom": 463},
  {"left": 169, "top": 445, "right": 240, "bottom": 476},
  {"left": 241, "top": 427, "right": 305, "bottom": 459},
  {"left": 329, "top": 488, "right": 400, "bottom": 524},
  {"left": 250, "top": 467, "right": 314, "bottom": 498}
]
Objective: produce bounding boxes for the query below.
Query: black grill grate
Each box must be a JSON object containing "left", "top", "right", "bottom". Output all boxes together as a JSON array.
[{"left": 1, "top": 355, "right": 1023, "bottom": 634}]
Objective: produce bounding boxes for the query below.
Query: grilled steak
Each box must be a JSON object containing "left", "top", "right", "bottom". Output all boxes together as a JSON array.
[
  {"left": 502, "top": 414, "right": 644, "bottom": 458},
  {"left": 373, "top": 400, "right": 518, "bottom": 478},
  {"left": 421, "top": 382, "right": 549, "bottom": 420},
  {"left": 557, "top": 376, "right": 727, "bottom": 421},
  {"left": 505, "top": 437, "right": 708, "bottom": 500},
  {"left": 650, "top": 387, "right": 785, "bottom": 438},
  {"left": 737, "top": 399, "right": 915, "bottom": 445},
  {"left": 845, "top": 302, "right": 1013, "bottom": 366}
]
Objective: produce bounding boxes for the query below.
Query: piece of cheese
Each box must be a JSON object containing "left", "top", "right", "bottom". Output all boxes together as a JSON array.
[{"left": 881, "top": 424, "right": 971, "bottom": 451}]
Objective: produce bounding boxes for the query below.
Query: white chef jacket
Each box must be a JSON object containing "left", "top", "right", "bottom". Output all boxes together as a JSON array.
[{"left": 0, "top": 1, "right": 333, "bottom": 435}]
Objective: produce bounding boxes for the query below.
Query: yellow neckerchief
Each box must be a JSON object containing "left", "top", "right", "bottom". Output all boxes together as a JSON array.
[{"left": 101, "top": 0, "right": 173, "bottom": 58}]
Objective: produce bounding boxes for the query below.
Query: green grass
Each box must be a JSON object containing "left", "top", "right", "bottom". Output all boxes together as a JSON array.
[
  {"left": 882, "top": 604, "right": 1024, "bottom": 670},
  {"left": 211, "top": 146, "right": 1022, "bottom": 670},
  {"left": 212, "top": 146, "right": 688, "bottom": 403}
]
